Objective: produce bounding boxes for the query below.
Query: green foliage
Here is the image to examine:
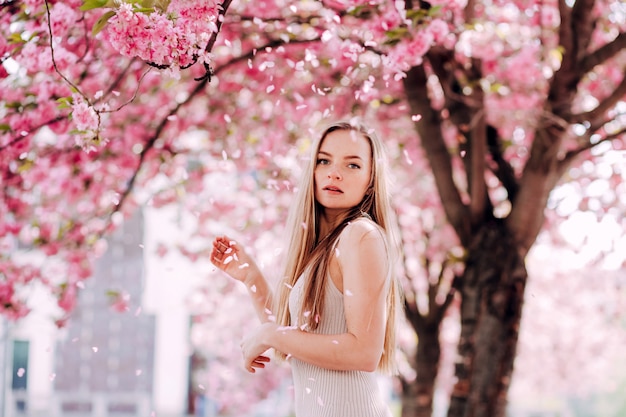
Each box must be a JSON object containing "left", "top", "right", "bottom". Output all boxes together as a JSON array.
[
  {"left": 56, "top": 97, "right": 74, "bottom": 110},
  {"left": 80, "top": 0, "right": 173, "bottom": 35},
  {"left": 92, "top": 10, "right": 116, "bottom": 35},
  {"left": 7, "top": 32, "right": 26, "bottom": 44},
  {"left": 383, "top": 27, "right": 409, "bottom": 46},
  {"left": 79, "top": 0, "right": 110, "bottom": 12},
  {"left": 406, "top": 5, "right": 442, "bottom": 25}
]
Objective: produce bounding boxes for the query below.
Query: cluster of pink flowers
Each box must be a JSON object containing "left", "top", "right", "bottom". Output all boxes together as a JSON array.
[
  {"left": 70, "top": 94, "right": 99, "bottom": 133},
  {"left": 102, "top": 0, "right": 219, "bottom": 71},
  {"left": 0, "top": 264, "right": 37, "bottom": 321}
]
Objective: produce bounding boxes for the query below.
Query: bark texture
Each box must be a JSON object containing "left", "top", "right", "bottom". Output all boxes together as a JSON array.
[
  {"left": 400, "top": 324, "right": 441, "bottom": 417},
  {"left": 447, "top": 220, "right": 527, "bottom": 417}
]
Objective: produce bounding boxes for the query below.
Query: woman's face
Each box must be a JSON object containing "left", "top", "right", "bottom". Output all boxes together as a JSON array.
[{"left": 314, "top": 129, "right": 372, "bottom": 213}]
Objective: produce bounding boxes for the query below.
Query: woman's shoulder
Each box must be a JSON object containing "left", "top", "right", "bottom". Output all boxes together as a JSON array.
[{"left": 339, "top": 216, "right": 385, "bottom": 245}]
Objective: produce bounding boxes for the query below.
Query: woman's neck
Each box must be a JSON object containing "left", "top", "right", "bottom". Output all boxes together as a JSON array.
[{"left": 317, "top": 209, "right": 350, "bottom": 242}]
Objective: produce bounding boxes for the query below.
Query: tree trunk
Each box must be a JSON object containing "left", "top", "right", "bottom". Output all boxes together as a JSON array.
[
  {"left": 447, "top": 219, "right": 527, "bottom": 417},
  {"left": 401, "top": 322, "right": 441, "bottom": 417}
]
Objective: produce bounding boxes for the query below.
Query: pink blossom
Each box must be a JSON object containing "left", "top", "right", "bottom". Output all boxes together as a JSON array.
[
  {"left": 49, "top": 2, "right": 79, "bottom": 38},
  {"left": 108, "top": 290, "right": 131, "bottom": 313},
  {"left": 102, "top": 1, "right": 218, "bottom": 70},
  {"left": 428, "top": 19, "right": 450, "bottom": 44},
  {"left": 71, "top": 95, "right": 98, "bottom": 132},
  {"left": 406, "top": 31, "right": 435, "bottom": 58},
  {"left": 58, "top": 284, "right": 77, "bottom": 313},
  {"left": 0, "top": 32, "right": 9, "bottom": 56}
]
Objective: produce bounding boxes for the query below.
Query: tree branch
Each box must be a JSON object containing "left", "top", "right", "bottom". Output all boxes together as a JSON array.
[
  {"left": 578, "top": 31, "right": 626, "bottom": 75},
  {"left": 570, "top": 70, "right": 626, "bottom": 125},
  {"left": 549, "top": 0, "right": 597, "bottom": 114},
  {"left": 467, "top": 90, "right": 488, "bottom": 227},
  {"left": 206, "top": 0, "right": 233, "bottom": 53},
  {"left": 559, "top": 126, "right": 626, "bottom": 172},
  {"left": 486, "top": 125, "right": 519, "bottom": 203},
  {"left": 570, "top": 0, "right": 597, "bottom": 62},
  {"left": 427, "top": 50, "right": 488, "bottom": 228},
  {"left": 403, "top": 65, "right": 471, "bottom": 245},
  {"left": 0, "top": 116, "right": 66, "bottom": 153}
]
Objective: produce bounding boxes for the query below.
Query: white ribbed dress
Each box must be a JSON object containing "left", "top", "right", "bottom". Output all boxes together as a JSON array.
[{"left": 288, "top": 271, "right": 393, "bottom": 417}]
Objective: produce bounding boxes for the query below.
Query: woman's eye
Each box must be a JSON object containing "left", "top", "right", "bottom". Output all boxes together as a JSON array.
[
  {"left": 317, "top": 158, "right": 330, "bottom": 165},
  {"left": 348, "top": 163, "right": 360, "bottom": 169}
]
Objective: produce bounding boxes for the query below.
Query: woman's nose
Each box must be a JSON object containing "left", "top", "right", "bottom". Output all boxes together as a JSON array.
[{"left": 328, "top": 166, "right": 342, "bottom": 180}]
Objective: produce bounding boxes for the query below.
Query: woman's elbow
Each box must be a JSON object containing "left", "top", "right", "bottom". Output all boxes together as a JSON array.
[{"left": 357, "top": 350, "right": 382, "bottom": 372}]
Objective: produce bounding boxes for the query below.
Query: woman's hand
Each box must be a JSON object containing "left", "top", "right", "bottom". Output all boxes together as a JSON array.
[
  {"left": 241, "top": 323, "right": 278, "bottom": 373},
  {"left": 211, "top": 235, "right": 275, "bottom": 323},
  {"left": 210, "top": 236, "right": 259, "bottom": 284}
]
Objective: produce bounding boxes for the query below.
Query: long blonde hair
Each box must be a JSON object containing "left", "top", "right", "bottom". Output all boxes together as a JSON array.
[{"left": 274, "top": 120, "right": 401, "bottom": 374}]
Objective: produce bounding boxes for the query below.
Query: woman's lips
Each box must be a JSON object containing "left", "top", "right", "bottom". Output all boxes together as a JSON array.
[{"left": 323, "top": 185, "right": 343, "bottom": 193}]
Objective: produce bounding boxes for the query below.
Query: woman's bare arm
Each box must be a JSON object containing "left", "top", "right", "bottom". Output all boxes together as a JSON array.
[{"left": 241, "top": 220, "right": 388, "bottom": 372}]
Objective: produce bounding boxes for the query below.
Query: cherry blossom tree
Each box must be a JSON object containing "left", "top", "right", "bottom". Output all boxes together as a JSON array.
[{"left": 1, "top": 1, "right": 625, "bottom": 416}]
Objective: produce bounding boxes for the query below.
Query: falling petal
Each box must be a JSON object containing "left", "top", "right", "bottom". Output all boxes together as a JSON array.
[
  {"left": 223, "top": 256, "right": 233, "bottom": 265},
  {"left": 306, "top": 388, "right": 312, "bottom": 394},
  {"left": 332, "top": 340, "right": 339, "bottom": 345},
  {"left": 17, "top": 368, "right": 25, "bottom": 377},
  {"left": 198, "top": 384, "right": 205, "bottom": 390},
  {"left": 411, "top": 114, "right": 422, "bottom": 122},
  {"left": 334, "top": 247, "right": 340, "bottom": 257},
  {"left": 345, "top": 290, "right": 353, "bottom": 296},
  {"left": 317, "top": 396, "right": 325, "bottom": 406},
  {"left": 403, "top": 149, "right": 413, "bottom": 165},
  {"left": 92, "top": 347, "right": 98, "bottom": 353},
  {"left": 250, "top": 285, "right": 257, "bottom": 293},
  {"left": 239, "top": 263, "right": 249, "bottom": 269},
  {"left": 49, "top": 373, "right": 56, "bottom": 381},
  {"left": 136, "top": 369, "right": 142, "bottom": 376}
]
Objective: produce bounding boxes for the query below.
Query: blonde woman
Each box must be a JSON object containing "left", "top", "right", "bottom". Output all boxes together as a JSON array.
[{"left": 211, "top": 121, "right": 401, "bottom": 417}]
